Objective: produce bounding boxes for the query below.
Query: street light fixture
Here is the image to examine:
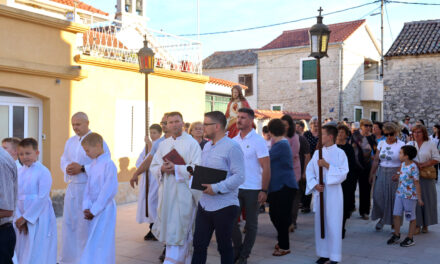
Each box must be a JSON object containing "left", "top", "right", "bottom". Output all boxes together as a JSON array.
[
  {"left": 137, "top": 35, "right": 155, "bottom": 218},
  {"left": 309, "top": 6, "right": 331, "bottom": 239}
]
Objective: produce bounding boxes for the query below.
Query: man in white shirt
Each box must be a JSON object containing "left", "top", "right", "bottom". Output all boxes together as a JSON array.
[
  {"left": 232, "top": 108, "right": 270, "bottom": 264},
  {"left": 59, "top": 112, "right": 110, "bottom": 264}
]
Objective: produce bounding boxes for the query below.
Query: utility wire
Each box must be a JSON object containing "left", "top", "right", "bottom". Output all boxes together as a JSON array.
[
  {"left": 387, "top": 1, "right": 440, "bottom": 6},
  {"left": 384, "top": 2, "right": 394, "bottom": 40},
  {"left": 179, "top": 0, "right": 381, "bottom": 36}
]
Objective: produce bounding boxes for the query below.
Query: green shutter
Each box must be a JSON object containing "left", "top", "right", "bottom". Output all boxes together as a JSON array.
[{"left": 302, "top": 60, "right": 317, "bottom": 80}]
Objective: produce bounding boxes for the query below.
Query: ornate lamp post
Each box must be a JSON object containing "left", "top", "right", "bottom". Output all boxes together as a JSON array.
[
  {"left": 309, "top": 7, "right": 330, "bottom": 239},
  {"left": 137, "top": 35, "right": 155, "bottom": 217}
]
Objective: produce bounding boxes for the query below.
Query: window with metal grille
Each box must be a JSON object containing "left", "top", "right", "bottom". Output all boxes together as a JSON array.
[
  {"left": 205, "top": 94, "right": 230, "bottom": 113},
  {"left": 238, "top": 74, "right": 253, "bottom": 96}
]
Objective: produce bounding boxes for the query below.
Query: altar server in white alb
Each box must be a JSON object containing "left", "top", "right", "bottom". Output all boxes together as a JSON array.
[
  {"left": 150, "top": 112, "right": 202, "bottom": 264},
  {"left": 14, "top": 138, "right": 57, "bottom": 264},
  {"left": 79, "top": 133, "right": 118, "bottom": 264},
  {"left": 60, "top": 112, "right": 110, "bottom": 264},
  {"left": 306, "top": 124, "right": 348, "bottom": 264},
  {"left": 132, "top": 123, "right": 164, "bottom": 240}
]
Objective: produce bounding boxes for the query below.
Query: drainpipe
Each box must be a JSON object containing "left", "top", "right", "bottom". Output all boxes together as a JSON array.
[{"left": 338, "top": 45, "right": 343, "bottom": 121}]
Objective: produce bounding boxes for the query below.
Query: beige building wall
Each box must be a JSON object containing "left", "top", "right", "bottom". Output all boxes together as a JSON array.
[{"left": 0, "top": 5, "right": 207, "bottom": 214}]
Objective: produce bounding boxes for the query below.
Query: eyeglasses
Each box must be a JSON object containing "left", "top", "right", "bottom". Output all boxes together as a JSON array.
[
  {"left": 363, "top": 124, "right": 372, "bottom": 127},
  {"left": 405, "top": 118, "right": 410, "bottom": 121},
  {"left": 383, "top": 133, "right": 394, "bottom": 137},
  {"left": 203, "top": 123, "right": 217, "bottom": 126},
  {"left": 160, "top": 122, "right": 167, "bottom": 125}
]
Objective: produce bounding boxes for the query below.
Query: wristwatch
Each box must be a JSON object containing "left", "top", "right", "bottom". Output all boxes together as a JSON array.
[
  {"left": 81, "top": 165, "right": 85, "bottom": 173},
  {"left": 261, "top": 189, "right": 268, "bottom": 193}
]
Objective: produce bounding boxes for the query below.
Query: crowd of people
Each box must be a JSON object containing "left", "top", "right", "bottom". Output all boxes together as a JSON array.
[{"left": 1, "top": 85, "right": 439, "bottom": 264}]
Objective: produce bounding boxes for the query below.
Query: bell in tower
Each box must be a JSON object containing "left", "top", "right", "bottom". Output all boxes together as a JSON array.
[{"left": 116, "top": 0, "right": 147, "bottom": 23}]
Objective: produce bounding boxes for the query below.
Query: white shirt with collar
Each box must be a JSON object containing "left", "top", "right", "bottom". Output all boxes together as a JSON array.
[{"left": 233, "top": 129, "right": 269, "bottom": 190}]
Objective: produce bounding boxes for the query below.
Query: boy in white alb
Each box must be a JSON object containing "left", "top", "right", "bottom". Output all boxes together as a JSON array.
[
  {"left": 14, "top": 138, "right": 57, "bottom": 264},
  {"left": 80, "top": 133, "right": 118, "bottom": 264},
  {"left": 306, "top": 125, "right": 348, "bottom": 264}
]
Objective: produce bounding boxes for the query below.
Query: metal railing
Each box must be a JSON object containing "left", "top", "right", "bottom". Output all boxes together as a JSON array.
[{"left": 76, "top": 17, "right": 203, "bottom": 74}]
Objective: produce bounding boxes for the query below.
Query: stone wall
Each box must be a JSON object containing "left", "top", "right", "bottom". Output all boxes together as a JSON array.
[
  {"left": 383, "top": 54, "right": 440, "bottom": 129},
  {"left": 257, "top": 46, "right": 341, "bottom": 119},
  {"left": 51, "top": 182, "right": 139, "bottom": 217}
]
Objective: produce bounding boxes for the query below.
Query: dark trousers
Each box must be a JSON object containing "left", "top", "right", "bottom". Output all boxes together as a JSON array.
[
  {"left": 357, "top": 167, "right": 371, "bottom": 216},
  {"left": 192, "top": 204, "right": 239, "bottom": 264},
  {"left": 268, "top": 186, "right": 296, "bottom": 250},
  {"left": 231, "top": 189, "right": 259, "bottom": 260},
  {"left": 291, "top": 180, "right": 303, "bottom": 225},
  {"left": 0, "top": 223, "right": 16, "bottom": 264},
  {"left": 301, "top": 179, "right": 312, "bottom": 209}
]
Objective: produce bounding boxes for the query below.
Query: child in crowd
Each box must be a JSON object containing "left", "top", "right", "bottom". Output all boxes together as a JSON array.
[
  {"left": 387, "top": 145, "right": 423, "bottom": 247},
  {"left": 14, "top": 138, "right": 57, "bottom": 264},
  {"left": 136, "top": 123, "right": 162, "bottom": 240},
  {"left": 2, "top": 137, "right": 22, "bottom": 168},
  {"left": 80, "top": 132, "right": 118, "bottom": 264},
  {"left": 262, "top": 125, "right": 272, "bottom": 150}
]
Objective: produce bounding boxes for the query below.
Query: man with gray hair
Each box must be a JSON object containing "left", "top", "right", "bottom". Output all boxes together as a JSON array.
[
  {"left": 0, "top": 146, "right": 17, "bottom": 264},
  {"left": 59, "top": 112, "right": 110, "bottom": 264}
]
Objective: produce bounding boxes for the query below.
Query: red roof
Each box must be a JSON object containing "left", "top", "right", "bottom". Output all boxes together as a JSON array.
[
  {"left": 261, "top": 19, "right": 365, "bottom": 50},
  {"left": 50, "top": 0, "right": 109, "bottom": 16},
  {"left": 208, "top": 77, "right": 247, "bottom": 90},
  {"left": 254, "top": 110, "right": 312, "bottom": 121}
]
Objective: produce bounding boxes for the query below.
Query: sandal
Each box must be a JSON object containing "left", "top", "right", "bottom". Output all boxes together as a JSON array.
[
  {"left": 274, "top": 244, "right": 279, "bottom": 250},
  {"left": 422, "top": 226, "right": 428, "bottom": 233},
  {"left": 414, "top": 226, "right": 421, "bottom": 235},
  {"left": 272, "top": 248, "right": 290, "bottom": 256}
]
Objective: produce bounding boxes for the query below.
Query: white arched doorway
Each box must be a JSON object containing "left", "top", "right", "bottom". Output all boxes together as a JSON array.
[{"left": 0, "top": 90, "right": 43, "bottom": 159}]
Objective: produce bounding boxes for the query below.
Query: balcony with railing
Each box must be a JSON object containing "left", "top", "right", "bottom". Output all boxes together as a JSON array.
[
  {"left": 360, "top": 74, "right": 383, "bottom": 102},
  {"left": 76, "top": 17, "right": 203, "bottom": 74}
]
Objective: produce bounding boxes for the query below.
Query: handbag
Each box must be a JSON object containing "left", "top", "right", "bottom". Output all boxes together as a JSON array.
[{"left": 420, "top": 166, "right": 436, "bottom": 179}]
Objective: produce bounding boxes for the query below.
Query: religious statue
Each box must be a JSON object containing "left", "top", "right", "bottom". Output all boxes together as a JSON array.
[{"left": 225, "top": 85, "right": 251, "bottom": 138}]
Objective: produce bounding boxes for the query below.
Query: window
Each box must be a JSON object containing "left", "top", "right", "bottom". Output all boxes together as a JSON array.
[
  {"left": 0, "top": 91, "right": 43, "bottom": 159},
  {"left": 238, "top": 74, "right": 253, "bottom": 96},
  {"left": 371, "top": 110, "right": 379, "bottom": 122},
  {"left": 354, "top": 106, "right": 363, "bottom": 122},
  {"left": 301, "top": 59, "right": 317, "bottom": 81},
  {"left": 205, "top": 93, "right": 230, "bottom": 113},
  {"left": 271, "top": 104, "right": 283, "bottom": 111}
]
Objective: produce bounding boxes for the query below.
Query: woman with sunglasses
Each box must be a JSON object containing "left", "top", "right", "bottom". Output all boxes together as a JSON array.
[{"left": 370, "top": 122, "right": 405, "bottom": 231}]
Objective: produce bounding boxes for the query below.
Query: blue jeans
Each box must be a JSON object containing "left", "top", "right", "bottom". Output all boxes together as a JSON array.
[{"left": 192, "top": 204, "right": 239, "bottom": 264}]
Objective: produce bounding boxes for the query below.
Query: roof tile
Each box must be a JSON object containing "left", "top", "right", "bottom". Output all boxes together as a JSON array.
[
  {"left": 50, "top": 0, "right": 109, "bottom": 16},
  {"left": 203, "top": 49, "right": 257, "bottom": 69},
  {"left": 385, "top": 19, "right": 440, "bottom": 57},
  {"left": 260, "top": 19, "right": 365, "bottom": 50},
  {"left": 208, "top": 77, "right": 247, "bottom": 90},
  {"left": 254, "top": 110, "right": 312, "bottom": 120}
]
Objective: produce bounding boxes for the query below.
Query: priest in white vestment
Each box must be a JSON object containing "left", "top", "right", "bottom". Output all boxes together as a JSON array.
[
  {"left": 59, "top": 112, "right": 110, "bottom": 264},
  {"left": 150, "top": 112, "right": 202, "bottom": 264},
  {"left": 79, "top": 133, "right": 118, "bottom": 264},
  {"left": 306, "top": 125, "right": 348, "bottom": 264},
  {"left": 14, "top": 138, "right": 57, "bottom": 264}
]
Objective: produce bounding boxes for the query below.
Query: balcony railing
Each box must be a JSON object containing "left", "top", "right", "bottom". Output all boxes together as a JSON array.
[
  {"left": 360, "top": 79, "right": 383, "bottom": 102},
  {"left": 76, "top": 17, "right": 203, "bottom": 74}
]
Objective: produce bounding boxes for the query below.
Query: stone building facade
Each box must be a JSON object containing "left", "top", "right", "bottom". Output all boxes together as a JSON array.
[
  {"left": 383, "top": 20, "right": 440, "bottom": 129},
  {"left": 257, "top": 20, "right": 383, "bottom": 122}
]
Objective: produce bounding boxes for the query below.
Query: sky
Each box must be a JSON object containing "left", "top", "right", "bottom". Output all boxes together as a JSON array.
[{"left": 88, "top": 0, "right": 440, "bottom": 58}]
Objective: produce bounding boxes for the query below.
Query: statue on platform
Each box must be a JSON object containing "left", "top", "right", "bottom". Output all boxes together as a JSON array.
[{"left": 225, "top": 85, "right": 251, "bottom": 138}]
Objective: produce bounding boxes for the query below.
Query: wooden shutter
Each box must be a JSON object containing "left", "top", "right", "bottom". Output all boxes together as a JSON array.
[{"left": 302, "top": 60, "right": 317, "bottom": 80}]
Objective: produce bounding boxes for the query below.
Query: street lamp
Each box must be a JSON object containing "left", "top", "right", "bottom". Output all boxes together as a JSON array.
[
  {"left": 309, "top": 6, "right": 331, "bottom": 239},
  {"left": 137, "top": 35, "right": 155, "bottom": 217}
]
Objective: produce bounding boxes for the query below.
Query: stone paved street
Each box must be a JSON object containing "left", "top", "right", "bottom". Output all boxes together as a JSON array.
[{"left": 56, "top": 184, "right": 440, "bottom": 264}]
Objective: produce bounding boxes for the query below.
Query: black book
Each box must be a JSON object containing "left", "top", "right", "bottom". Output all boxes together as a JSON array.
[{"left": 191, "top": 165, "right": 227, "bottom": 191}]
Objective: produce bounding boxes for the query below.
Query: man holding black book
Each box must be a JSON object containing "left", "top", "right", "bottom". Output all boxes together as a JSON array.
[
  {"left": 150, "top": 112, "right": 202, "bottom": 264},
  {"left": 232, "top": 108, "right": 270, "bottom": 264},
  {"left": 191, "top": 111, "right": 245, "bottom": 264}
]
